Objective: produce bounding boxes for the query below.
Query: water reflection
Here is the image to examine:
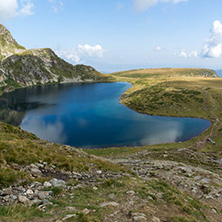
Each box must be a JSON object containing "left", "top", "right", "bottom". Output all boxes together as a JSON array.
[
  {"left": 21, "top": 118, "right": 67, "bottom": 144},
  {"left": 0, "top": 82, "right": 211, "bottom": 148}
]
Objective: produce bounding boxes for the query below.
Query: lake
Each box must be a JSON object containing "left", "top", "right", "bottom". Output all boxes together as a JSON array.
[
  {"left": 0, "top": 82, "right": 211, "bottom": 148},
  {"left": 216, "top": 70, "right": 222, "bottom": 78}
]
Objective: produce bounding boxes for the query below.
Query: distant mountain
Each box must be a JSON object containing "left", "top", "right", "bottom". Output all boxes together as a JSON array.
[{"left": 0, "top": 24, "right": 111, "bottom": 93}]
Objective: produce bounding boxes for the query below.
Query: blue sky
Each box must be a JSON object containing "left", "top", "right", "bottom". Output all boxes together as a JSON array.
[{"left": 1, "top": 0, "right": 222, "bottom": 72}]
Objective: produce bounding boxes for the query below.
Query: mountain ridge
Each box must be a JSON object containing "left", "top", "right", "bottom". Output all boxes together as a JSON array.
[{"left": 0, "top": 24, "right": 111, "bottom": 93}]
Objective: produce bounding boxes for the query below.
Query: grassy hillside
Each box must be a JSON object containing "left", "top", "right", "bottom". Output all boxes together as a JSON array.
[
  {"left": 112, "top": 68, "right": 219, "bottom": 118},
  {"left": 0, "top": 48, "right": 113, "bottom": 94}
]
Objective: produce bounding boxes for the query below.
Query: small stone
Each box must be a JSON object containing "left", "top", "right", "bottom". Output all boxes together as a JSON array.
[
  {"left": 30, "top": 168, "right": 42, "bottom": 177},
  {"left": 127, "top": 190, "right": 135, "bottom": 196},
  {"left": 30, "top": 199, "right": 42, "bottom": 206},
  {"left": 96, "top": 170, "right": 102, "bottom": 174},
  {"left": 50, "top": 178, "right": 66, "bottom": 188},
  {"left": 206, "top": 195, "right": 213, "bottom": 199},
  {"left": 30, "top": 181, "right": 42, "bottom": 188},
  {"left": 152, "top": 216, "right": 161, "bottom": 222},
  {"left": 133, "top": 216, "right": 146, "bottom": 221},
  {"left": 128, "top": 200, "right": 135, "bottom": 205},
  {"left": 82, "top": 208, "right": 90, "bottom": 214},
  {"left": 72, "top": 172, "right": 82, "bottom": 177},
  {"left": 38, "top": 191, "right": 47, "bottom": 200},
  {"left": 37, "top": 191, "right": 51, "bottom": 200},
  {"left": 43, "top": 181, "right": 52, "bottom": 188},
  {"left": 10, "top": 195, "right": 17, "bottom": 200},
  {"left": 18, "top": 195, "right": 29, "bottom": 204},
  {"left": 38, "top": 204, "right": 46, "bottom": 212},
  {"left": 212, "top": 209, "right": 217, "bottom": 213},
  {"left": 30, "top": 164, "right": 38, "bottom": 168},
  {"left": 178, "top": 148, "right": 187, "bottom": 152},
  {"left": 201, "top": 178, "right": 210, "bottom": 184},
  {"left": 1, "top": 188, "right": 12, "bottom": 195},
  {"left": 26, "top": 189, "right": 34, "bottom": 196},
  {"left": 93, "top": 186, "right": 98, "bottom": 190},
  {"left": 36, "top": 163, "right": 44, "bottom": 168},
  {"left": 42, "top": 199, "right": 53, "bottom": 206},
  {"left": 215, "top": 193, "right": 221, "bottom": 198},
  {"left": 51, "top": 165, "right": 56, "bottom": 169},
  {"left": 3, "top": 195, "right": 10, "bottom": 202},
  {"left": 100, "top": 202, "right": 119, "bottom": 208},
  {"left": 62, "top": 214, "right": 77, "bottom": 221},
  {"left": 108, "top": 193, "right": 115, "bottom": 199},
  {"left": 132, "top": 213, "right": 147, "bottom": 221},
  {"left": 194, "top": 176, "right": 201, "bottom": 180},
  {"left": 66, "top": 206, "right": 77, "bottom": 212}
]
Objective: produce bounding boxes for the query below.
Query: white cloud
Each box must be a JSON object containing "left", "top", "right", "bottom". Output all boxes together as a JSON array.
[
  {"left": 57, "top": 49, "right": 81, "bottom": 63},
  {"left": 175, "top": 20, "right": 222, "bottom": 59},
  {"left": 21, "top": 118, "right": 67, "bottom": 144},
  {"left": 133, "top": 0, "right": 188, "bottom": 11},
  {"left": 154, "top": 46, "right": 164, "bottom": 51},
  {"left": 178, "top": 49, "right": 198, "bottom": 58},
  {"left": 0, "top": 0, "right": 18, "bottom": 22},
  {"left": 133, "top": 0, "right": 158, "bottom": 11},
  {"left": 178, "top": 49, "right": 188, "bottom": 58},
  {"left": 77, "top": 44, "right": 104, "bottom": 58},
  {"left": 201, "top": 20, "right": 222, "bottom": 58},
  {"left": 56, "top": 44, "right": 105, "bottom": 64},
  {"left": 48, "top": 0, "right": 64, "bottom": 13},
  {"left": 19, "top": 0, "right": 34, "bottom": 16},
  {"left": 0, "top": 0, "right": 33, "bottom": 22}
]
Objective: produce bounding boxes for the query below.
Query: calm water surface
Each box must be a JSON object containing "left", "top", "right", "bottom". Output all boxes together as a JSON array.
[{"left": 0, "top": 82, "right": 211, "bottom": 148}]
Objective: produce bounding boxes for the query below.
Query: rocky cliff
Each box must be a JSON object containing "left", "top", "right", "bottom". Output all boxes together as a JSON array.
[{"left": 0, "top": 25, "right": 111, "bottom": 93}]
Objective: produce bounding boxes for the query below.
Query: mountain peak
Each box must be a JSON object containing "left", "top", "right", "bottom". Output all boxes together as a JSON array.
[
  {"left": 0, "top": 24, "right": 17, "bottom": 45},
  {"left": 0, "top": 24, "right": 26, "bottom": 59}
]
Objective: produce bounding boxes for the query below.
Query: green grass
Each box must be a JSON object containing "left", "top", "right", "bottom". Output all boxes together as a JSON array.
[
  {"left": 0, "top": 204, "right": 47, "bottom": 222},
  {"left": 0, "top": 122, "right": 126, "bottom": 188},
  {"left": 0, "top": 168, "right": 30, "bottom": 187}
]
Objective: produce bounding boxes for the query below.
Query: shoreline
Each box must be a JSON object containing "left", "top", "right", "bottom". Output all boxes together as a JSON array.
[{"left": 0, "top": 79, "right": 214, "bottom": 149}]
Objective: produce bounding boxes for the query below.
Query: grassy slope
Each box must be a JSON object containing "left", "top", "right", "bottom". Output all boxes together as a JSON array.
[
  {"left": 112, "top": 68, "right": 219, "bottom": 119},
  {"left": 0, "top": 122, "right": 124, "bottom": 186}
]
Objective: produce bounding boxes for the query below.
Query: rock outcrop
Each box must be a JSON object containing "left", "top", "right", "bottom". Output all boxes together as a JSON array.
[{"left": 0, "top": 24, "right": 111, "bottom": 92}]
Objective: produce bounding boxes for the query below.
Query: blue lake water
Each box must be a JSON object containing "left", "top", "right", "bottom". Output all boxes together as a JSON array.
[
  {"left": 216, "top": 70, "right": 222, "bottom": 78},
  {"left": 0, "top": 82, "right": 211, "bottom": 148}
]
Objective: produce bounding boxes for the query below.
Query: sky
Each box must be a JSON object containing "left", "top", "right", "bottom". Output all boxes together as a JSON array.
[{"left": 1, "top": 0, "right": 222, "bottom": 73}]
